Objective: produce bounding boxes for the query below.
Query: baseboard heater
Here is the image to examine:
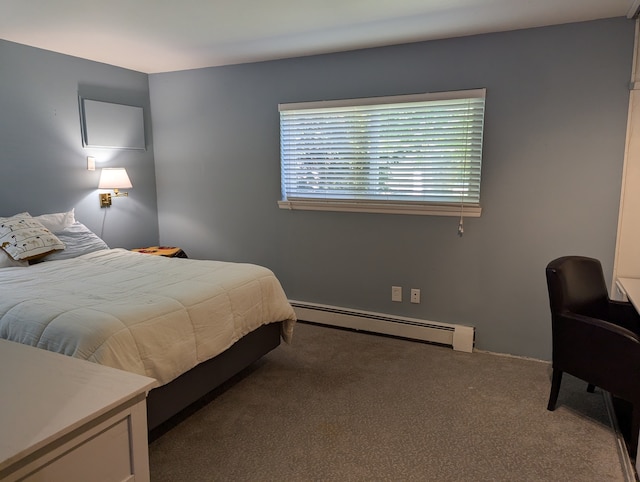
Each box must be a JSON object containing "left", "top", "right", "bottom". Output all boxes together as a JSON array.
[{"left": 290, "top": 300, "right": 474, "bottom": 353}]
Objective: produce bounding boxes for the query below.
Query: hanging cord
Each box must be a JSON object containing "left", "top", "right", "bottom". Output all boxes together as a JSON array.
[
  {"left": 100, "top": 207, "right": 108, "bottom": 240},
  {"left": 458, "top": 98, "right": 472, "bottom": 237}
]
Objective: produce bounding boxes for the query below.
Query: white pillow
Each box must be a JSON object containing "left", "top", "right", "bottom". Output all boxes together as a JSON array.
[
  {"left": 34, "top": 209, "right": 75, "bottom": 233},
  {"left": 41, "top": 222, "right": 109, "bottom": 261},
  {"left": 0, "top": 212, "right": 65, "bottom": 261}
]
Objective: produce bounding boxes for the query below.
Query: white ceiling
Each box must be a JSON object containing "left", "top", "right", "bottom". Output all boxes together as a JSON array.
[{"left": 1, "top": 0, "right": 637, "bottom": 74}]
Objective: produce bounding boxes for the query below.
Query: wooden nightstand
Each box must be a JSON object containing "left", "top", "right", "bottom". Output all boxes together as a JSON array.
[{"left": 132, "top": 246, "right": 188, "bottom": 258}]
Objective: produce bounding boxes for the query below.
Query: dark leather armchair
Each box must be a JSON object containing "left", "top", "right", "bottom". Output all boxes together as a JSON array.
[{"left": 545, "top": 255, "right": 640, "bottom": 454}]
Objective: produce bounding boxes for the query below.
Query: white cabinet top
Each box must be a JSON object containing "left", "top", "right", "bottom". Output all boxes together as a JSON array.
[
  {"left": 618, "top": 277, "right": 640, "bottom": 311},
  {"left": 0, "top": 339, "right": 157, "bottom": 472}
]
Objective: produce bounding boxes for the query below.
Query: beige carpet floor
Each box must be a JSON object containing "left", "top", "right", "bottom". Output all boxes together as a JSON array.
[{"left": 149, "top": 322, "right": 631, "bottom": 481}]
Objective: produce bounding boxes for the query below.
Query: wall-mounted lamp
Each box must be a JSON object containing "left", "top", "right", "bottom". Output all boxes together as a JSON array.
[{"left": 98, "top": 168, "right": 132, "bottom": 208}]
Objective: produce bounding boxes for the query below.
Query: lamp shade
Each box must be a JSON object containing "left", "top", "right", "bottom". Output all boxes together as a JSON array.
[{"left": 98, "top": 168, "right": 132, "bottom": 189}]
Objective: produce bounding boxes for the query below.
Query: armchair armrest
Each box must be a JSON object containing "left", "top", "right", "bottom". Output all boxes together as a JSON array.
[
  {"left": 607, "top": 300, "right": 640, "bottom": 335},
  {"left": 563, "top": 311, "right": 640, "bottom": 343},
  {"left": 553, "top": 311, "right": 640, "bottom": 401}
]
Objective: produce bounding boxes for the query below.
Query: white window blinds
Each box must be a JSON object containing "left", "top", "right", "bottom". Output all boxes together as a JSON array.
[{"left": 279, "top": 89, "right": 486, "bottom": 216}]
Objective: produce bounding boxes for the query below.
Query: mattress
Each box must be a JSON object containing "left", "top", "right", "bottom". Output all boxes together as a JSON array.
[{"left": 0, "top": 249, "right": 296, "bottom": 385}]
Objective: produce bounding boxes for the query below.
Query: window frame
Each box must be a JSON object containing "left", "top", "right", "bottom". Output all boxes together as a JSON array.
[{"left": 278, "top": 89, "right": 486, "bottom": 217}]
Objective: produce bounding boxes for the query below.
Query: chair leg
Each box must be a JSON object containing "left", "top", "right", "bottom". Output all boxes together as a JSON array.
[
  {"left": 548, "top": 368, "right": 563, "bottom": 411},
  {"left": 587, "top": 383, "right": 596, "bottom": 393}
]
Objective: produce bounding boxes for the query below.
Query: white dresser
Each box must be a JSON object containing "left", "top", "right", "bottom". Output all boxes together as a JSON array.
[{"left": 0, "top": 339, "right": 157, "bottom": 481}]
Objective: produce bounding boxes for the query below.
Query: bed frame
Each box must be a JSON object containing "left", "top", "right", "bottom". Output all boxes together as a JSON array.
[{"left": 146, "top": 321, "right": 282, "bottom": 432}]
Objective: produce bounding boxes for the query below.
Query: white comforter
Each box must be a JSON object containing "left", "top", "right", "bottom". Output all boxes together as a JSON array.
[{"left": 0, "top": 249, "right": 296, "bottom": 385}]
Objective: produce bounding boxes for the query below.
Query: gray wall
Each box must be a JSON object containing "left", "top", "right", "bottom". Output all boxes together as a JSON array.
[
  {"left": 0, "top": 40, "right": 159, "bottom": 249},
  {"left": 150, "top": 18, "right": 634, "bottom": 360}
]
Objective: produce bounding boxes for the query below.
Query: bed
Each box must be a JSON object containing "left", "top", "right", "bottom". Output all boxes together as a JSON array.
[{"left": 0, "top": 210, "right": 297, "bottom": 431}]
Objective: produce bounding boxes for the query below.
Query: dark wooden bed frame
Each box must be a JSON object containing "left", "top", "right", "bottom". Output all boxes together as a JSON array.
[{"left": 146, "top": 321, "right": 282, "bottom": 432}]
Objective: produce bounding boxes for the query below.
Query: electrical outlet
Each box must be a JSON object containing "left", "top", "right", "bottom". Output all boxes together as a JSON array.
[
  {"left": 392, "top": 286, "right": 402, "bottom": 302},
  {"left": 410, "top": 288, "right": 421, "bottom": 304}
]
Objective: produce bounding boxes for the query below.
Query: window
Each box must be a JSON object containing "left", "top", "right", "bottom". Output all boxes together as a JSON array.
[{"left": 278, "top": 89, "right": 486, "bottom": 216}]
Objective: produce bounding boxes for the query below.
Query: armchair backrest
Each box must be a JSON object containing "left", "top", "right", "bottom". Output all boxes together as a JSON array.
[{"left": 546, "top": 256, "right": 609, "bottom": 320}]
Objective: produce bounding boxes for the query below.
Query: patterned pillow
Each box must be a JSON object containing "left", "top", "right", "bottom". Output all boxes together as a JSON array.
[{"left": 0, "top": 212, "right": 65, "bottom": 261}]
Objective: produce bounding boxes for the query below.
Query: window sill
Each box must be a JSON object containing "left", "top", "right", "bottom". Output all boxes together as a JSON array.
[{"left": 278, "top": 199, "right": 481, "bottom": 217}]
